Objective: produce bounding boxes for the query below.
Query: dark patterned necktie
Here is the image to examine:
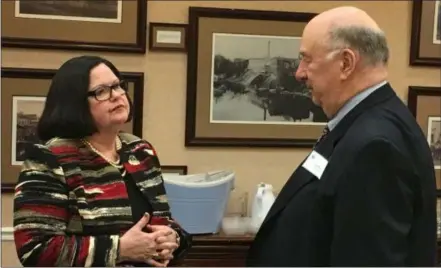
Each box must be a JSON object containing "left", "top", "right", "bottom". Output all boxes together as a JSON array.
[{"left": 314, "top": 126, "right": 330, "bottom": 147}]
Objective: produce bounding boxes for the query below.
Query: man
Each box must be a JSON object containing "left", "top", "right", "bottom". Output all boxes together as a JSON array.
[{"left": 246, "top": 6, "right": 437, "bottom": 267}]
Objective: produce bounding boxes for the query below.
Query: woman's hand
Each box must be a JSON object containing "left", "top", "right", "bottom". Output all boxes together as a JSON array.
[
  {"left": 147, "top": 224, "right": 180, "bottom": 265},
  {"left": 118, "top": 213, "right": 173, "bottom": 266}
]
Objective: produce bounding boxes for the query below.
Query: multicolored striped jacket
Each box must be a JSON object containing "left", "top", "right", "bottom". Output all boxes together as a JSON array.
[{"left": 13, "top": 132, "right": 191, "bottom": 266}]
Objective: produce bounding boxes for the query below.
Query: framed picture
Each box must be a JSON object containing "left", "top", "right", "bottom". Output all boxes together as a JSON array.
[
  {"left": 161, "top": 165, "right": 188, "bottom": 175},
  {"left": 428, "top": 116, "right": 441, "bottom": 170},
  {"left": 185, "top": 7, "right": 327, "bottom": 148},
  {"left": 149, "top": 22, "right": 188, "bottom": 52},
  {"left": 407, "top": 86, "right": 441, "bottom": 193},
  {"left": 437, "top": 196, "right": 441, "bottom": 239},
  {"left": 1, "top": 0, "right": 147, "bottom": 53},
  {"left": 11, "top": 96, "right": 46, "bottom": 166},
  {"left": 1, "top": 67, "right": 145, "bottom": 193},
  {"left": 409, "top": 0, "right": 441, "bottom": 66}
]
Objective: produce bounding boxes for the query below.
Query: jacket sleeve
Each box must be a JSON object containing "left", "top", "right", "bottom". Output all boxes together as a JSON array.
[
  {"left": 13, "top": 144, "right": 121, "bottom": 267},
  {"left": 169, "top": 218, "right": 192, "bottom": 260},
  {"left": 330, "top": 138, "right": 415, "bottom": 266},
  {"left": 144, "top": 141, "right": 193, "bottom": 260}
]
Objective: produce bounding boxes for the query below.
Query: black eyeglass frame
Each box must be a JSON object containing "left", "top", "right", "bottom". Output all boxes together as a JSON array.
[{"left": 87, "top": 80, "right": 129, "bottom": 101}]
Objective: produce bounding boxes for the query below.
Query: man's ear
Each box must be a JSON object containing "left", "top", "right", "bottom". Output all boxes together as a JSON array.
[{"left": 340, "top": 48, "right": 358, "bottom": 80}]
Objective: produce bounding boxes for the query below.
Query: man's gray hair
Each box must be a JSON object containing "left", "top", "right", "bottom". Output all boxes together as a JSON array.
[{"left": 326, "top": 25, "right": 389, "bottom": 66}]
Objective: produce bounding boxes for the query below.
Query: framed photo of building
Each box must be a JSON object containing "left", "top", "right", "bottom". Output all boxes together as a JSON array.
[
  {"left": 408, "top": 86, "right": 441, "bottom": 193},
  {"left": 185, "top": 7, "right": 326, "bottom": 148},
  {"left": 11, "top": 96, "right": 46, "bottom": 166},
  {"left": 1, "top": 0, "right": 147, "bottom": 53},
  {"left": 1, "top": 67, "right": 145, "bottom": 193},
  {"left": 409, "top": 0, "right": 441, "bottom": 66}
]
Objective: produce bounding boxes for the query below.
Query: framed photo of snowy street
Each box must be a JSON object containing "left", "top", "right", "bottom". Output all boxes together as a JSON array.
[
  {"left": 407, "top": 86, "right": 441, "bottom": 193},
  {"left": 409, "top": 0, "right": 441, "bottom": 67},
  {"left": 185, "top": 7, "right": 326, "bottom": 148},
  {"left": 1, "top": 68, "right": 145, "bottom": 193}
]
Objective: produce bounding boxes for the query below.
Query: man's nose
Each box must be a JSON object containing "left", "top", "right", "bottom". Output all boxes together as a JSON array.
[{"left": 295, "top": 66, "right": 305, "bottom": 81}]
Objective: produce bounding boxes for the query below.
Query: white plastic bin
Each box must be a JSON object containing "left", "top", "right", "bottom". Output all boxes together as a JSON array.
[{"left": 162, "top": 170, "right": 235, "bottom": 234}]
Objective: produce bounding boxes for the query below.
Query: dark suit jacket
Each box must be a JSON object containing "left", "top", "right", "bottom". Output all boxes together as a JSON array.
[{"left": 246, "top": 83, "right": 437, "bottom": 267}]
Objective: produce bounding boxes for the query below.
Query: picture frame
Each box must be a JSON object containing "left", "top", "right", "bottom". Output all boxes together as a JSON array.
[
  {"left": 409, "top": 0, "right": 441, "bottom": 67},
  {"left": 185, "top": 7, "right": 327, "bottom": 148},
  {"left": 428, "top": 116, "right": 441, "bottom": 171},
  {"left": 1, "top": 67, "right": 145, "bottom": 193},
  {"left": 437, "top": 196, "right": 441, "bottom": 239},
  {"left": 407, "top": 86, "right": 441, "bottom": 194},
  {"left": 161, "top": 165, "right": 188, "bottom": 175},
  {"left": 1, "top": 0, "right": 147, "bottom": 53},
  {"left": 149, "top": 22, "right": 188, "bottom": 52}
]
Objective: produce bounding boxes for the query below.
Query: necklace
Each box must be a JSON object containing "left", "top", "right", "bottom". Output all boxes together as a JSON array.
[{"left": 82, "top": 137, "right": 123, "bottom": 169}]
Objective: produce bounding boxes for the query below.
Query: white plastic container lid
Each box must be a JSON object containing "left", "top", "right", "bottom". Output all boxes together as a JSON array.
[{"left": 162, "top": 170, "right": 235, "bottom": 188}]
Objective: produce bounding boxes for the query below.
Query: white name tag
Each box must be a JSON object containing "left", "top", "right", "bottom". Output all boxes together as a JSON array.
[{"left": 302, "top": 150, "right": 328, "bottom": 179}]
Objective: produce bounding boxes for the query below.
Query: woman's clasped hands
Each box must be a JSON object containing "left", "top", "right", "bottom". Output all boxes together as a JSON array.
[{"left": 118, "top": 213, "right": 179, "bottom": 267}]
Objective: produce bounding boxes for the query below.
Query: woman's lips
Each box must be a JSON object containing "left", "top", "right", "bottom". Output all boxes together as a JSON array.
[{"left": 111, "top": 105, "right": 124, "bottom": 112}]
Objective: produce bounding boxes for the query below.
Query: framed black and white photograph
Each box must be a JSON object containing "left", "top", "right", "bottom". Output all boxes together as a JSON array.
[
  {"left": 408, "top": 86, "right": 441, "bottom": 194},
  {"left": 185, "top": 7, "right": 323, "bottom": 148},
  {"left": 428, "top": 116, "right": 441, "bottom": 169},
  {"left": 2, "top": 0, "right": 146, "bottom": 53},
  {"left": 410, "top": 0, "right": 441, "bottom": 66},
  {"left": 211, "top": 33, "right": 326, "bottom": 125},
  {"left": 15, "top": 0, "right": 122, "bottom": 23},
  {"left": 11, "top": 96, "right": 46, "bottom": 165},
  {"left": 1, "top": 67, "right": 145, "bottom": 193}
]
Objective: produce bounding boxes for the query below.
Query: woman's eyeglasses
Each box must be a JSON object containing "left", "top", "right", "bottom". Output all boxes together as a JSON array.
[{"left": 87, "top": 80, "right": 128, "bottom": 101}]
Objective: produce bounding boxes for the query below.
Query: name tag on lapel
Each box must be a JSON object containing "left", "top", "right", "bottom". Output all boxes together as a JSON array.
[{"left": 302, "top": 150, "right": 328, "bottom": 179}]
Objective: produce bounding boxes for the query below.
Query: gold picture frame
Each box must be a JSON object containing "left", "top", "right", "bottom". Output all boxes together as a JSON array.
[
  {"left": 1, "top": 0, "right": 147, "bottom": 53},
  {"left": 185, "top": 7, "right": 327, "bottom": 148},
  {"left": 1, "top": 67, "right": 145, "bottom": 193}
]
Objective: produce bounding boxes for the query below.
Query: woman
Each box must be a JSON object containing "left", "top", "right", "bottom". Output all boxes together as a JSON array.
[{"left": 13, "top": 55, "right": 191, "bottom": 267}]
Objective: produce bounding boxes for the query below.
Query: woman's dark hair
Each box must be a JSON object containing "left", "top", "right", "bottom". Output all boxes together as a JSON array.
[{"left": 37, "top": 55, "right": 133, "bottom": 142}]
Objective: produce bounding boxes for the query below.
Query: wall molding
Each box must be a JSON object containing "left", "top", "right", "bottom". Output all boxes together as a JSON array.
[{"left": 1, "top": 227, "right": 13, "bottom": 241}]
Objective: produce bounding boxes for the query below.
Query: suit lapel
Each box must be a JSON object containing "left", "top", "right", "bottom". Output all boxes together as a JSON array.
[
  {"left": 120, "top": 142, "right": 170, "bottom": 218},
  {"left": 260, "top": 83, "right": 396, "bottom": 226},
  {"left": 262, "top": 135, "right": 336, "bottom": 226},
  {"left": 262, "top": 162, "right": 314, "bottom": 224}
]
